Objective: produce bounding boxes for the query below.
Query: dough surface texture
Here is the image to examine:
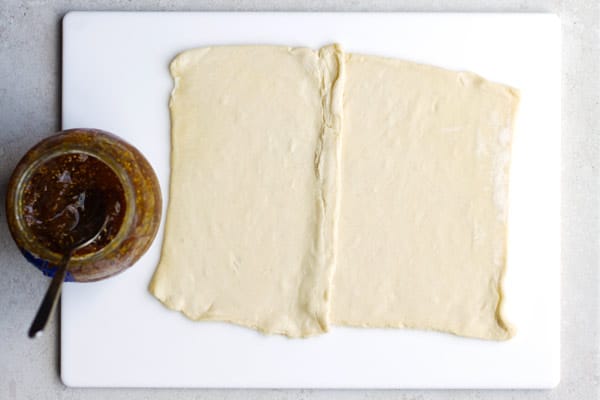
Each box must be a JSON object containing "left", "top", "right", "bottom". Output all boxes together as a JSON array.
[
  {"left": 331, "top": 54, "right": 519, "bottom": 340},
  {"left": 150, "top": 45, "right": 344, "bottom": 337}
]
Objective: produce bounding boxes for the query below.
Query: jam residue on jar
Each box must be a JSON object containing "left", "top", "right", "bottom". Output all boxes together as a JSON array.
[{"left": 21, "top": 153, "right": 126, "bottom": 256}]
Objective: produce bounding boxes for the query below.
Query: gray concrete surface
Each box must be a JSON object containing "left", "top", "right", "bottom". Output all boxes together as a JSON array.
[{"left": 1, "top": 1, "right": 598, "bottom": 399}]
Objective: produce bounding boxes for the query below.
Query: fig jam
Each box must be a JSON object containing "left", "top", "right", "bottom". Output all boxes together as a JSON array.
[
  {"left": 21, "top": 153, "right": 126, "bottom": 255},
  {"left": 7, "top": 128, "right": 161, "bottom": 282}
]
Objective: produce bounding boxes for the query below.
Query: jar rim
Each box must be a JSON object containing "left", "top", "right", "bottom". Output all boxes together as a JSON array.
[{"left": 9, "top": 140, "right": 137, "bottom": 266}]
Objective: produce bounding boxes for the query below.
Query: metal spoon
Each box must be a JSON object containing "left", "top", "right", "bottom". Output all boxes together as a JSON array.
[{"left": 28, "top": 194, "right": 107, "bottom": 338}]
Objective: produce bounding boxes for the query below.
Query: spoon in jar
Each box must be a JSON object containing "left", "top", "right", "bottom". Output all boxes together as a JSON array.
[{"left": 28, "top": 193, "right": 107, "bottom": 338}]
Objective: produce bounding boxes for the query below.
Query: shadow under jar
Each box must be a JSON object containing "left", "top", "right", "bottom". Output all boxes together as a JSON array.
[{"left": 6, "top": 128, "right": 162, "bottom": 282}]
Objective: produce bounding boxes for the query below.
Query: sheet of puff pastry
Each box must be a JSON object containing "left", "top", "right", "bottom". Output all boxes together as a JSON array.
[
  {"left": 149, "top": 45, "right": 344, "bottom": 338},
  {"left": 331, "top": 53, "right": 520, "bottom": 340}
]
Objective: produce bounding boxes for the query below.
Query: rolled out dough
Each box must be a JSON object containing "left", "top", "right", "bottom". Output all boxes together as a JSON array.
[
  {"left": 149, "top": 45, "right": 344, "bottom": 337},
  {"left": 331, "top": 54, "right": 519, "bottom": 340},
  {"left": 151, "top": 44, "right": 520, "bottom": 340}
]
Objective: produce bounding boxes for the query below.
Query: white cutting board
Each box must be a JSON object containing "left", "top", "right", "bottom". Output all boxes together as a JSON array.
[{"left": 61, "top": 12, "right": 561, "bottom": 388}]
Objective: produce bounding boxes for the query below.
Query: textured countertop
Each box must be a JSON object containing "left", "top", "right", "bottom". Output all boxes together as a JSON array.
[{"left": 1, "top": 1, "right": 598, "bottom": 399}]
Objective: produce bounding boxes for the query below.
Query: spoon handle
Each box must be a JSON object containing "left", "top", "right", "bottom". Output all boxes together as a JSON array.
[{"left": 28, "top": 253, "right": 72, "bottom": 338}]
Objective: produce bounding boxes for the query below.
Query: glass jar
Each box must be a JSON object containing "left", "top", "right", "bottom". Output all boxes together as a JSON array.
[{"left": 5, "top": 128, "right": 162, "bottom": 282}]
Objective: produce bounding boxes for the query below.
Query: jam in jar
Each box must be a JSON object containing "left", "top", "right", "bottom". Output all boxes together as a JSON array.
[{"left": 6, "top": 129, "right": 162, "bottom": 282}]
